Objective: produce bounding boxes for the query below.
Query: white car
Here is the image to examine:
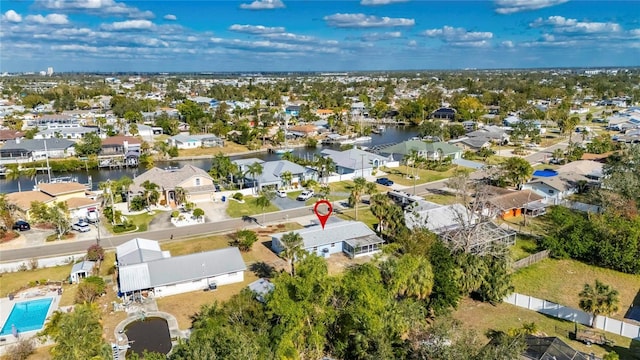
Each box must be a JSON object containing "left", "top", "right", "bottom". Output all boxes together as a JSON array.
[
  {"left": 296, "top": 189, "right": 315, "bottom": 201},
  {"left": 72, "top": 221, "right": 91, "bottom": 233},
  {"left": 276, "top": 190, "right": 287, "bottom": 198}
]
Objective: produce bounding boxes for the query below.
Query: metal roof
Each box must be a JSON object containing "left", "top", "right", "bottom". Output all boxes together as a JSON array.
[
  {"left": 116, "top": 238, "right": 165, "bottom": 266},
  {"left": 118, "top": 263, "right": 152, "bottom": 293},
  {"left": 0, "top": 138, "right": 75, "bottom": 152},
  {"left": 273, "top": 221, "right": 380, "bottom": 249},
  {"left": 71, "top": 260, "right": 95, "bottom": 275}
]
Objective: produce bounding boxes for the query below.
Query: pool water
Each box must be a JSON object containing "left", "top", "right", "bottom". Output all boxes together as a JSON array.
[
  {"left": 533, "top": 169, "right": 558, "bottom": 177},
  {"left": 0, "top": 298, "right": 53, "bottom": 336}
]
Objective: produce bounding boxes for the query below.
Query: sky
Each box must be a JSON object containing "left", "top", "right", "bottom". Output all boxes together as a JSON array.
[{"left": 1, "top": 0, "right": 639, "bottom": 72}]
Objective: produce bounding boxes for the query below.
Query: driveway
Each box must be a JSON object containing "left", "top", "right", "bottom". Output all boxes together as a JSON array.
[{"left": 272, "top": 196, "right": 307, "bottom": 211}]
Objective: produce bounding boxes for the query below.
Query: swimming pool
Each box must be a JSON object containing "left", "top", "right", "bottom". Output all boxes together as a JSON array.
[{"left": 0, "top": 298, "right": 53, "bottom": 336}]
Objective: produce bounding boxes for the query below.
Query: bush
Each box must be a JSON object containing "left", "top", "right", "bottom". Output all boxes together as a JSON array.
[
  {"left": 86, "top": 244, "right": 104, "bottom": 261},
  {"left": 75, "top": 276, "right": 106, "bottom": 303},
  {"left": 232, "top": 192, "right": 244, "bottom": 201},
  {"left": 306, "top": 137, "right": 318, "bottom": 148},
  {"left": 233, "top": 229, "right": 258, "bottom": 252},
  {"left": 171, "top": 210, "right": 179, "bottom": 218},
  {"left": 6, "top": 338, "right": 35, "bottom": 360},
  {"left": 193, "top": 208, "right": 205, "bottom": 218},
  {"left": 113, "top": 221, "right": 136, "bottom": 233}
]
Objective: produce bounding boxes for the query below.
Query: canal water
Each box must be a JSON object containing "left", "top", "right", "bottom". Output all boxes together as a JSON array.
[{"left": 1, "top": 126, "right": 417, "bottom": 193}]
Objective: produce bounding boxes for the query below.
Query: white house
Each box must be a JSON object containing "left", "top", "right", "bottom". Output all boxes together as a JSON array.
[
  {"left": 116, "top": 238, "right": 246, "bottom": 299},
  {"left": 522, "top": 160, "right": 603, "bottom": 204},
  {"left": 34, "top": 126, "right": 99, "bottom": 140},
  {"left": 168, "top": 134, "right": 224, "bottom": 149},
  {"left": 271, "top": 220, "right": 384, "bottom": 259},
  {"left": 320, "top": 148, "right": 397, "bottom": 179}
]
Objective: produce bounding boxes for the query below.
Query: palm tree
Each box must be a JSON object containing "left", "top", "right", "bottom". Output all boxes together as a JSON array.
[
  {"left": 314, "top": 155, "right": 336, "bottom": 184},
  {"left": 348, "top": 177, "right": 377, "bottom": 221},
  {"left": 141, "top": 180, "right": 159, "bottom": 208},
  {"left": 256, "top": 190, "right": 275, "bottom": 225},
  {"left": 174, "top": 186, "right": 187, "bottom": 206},
  {"left": 280, "top": 231, "right": 304, "bottom": 276},
  {"left": 382, "top": 254, "right": 434, "bottom": 300},
  {"left": 280, "top": 170, "right": 293, "bottom": 189},
  {"left": 246, "top": 162, "right": 263, "bottom": 193},
  {"left": 579, "top": 280, "right": 620, "bottom": 328},
  {"left": 552, "top": 148, "right": 564, "bottom": 163},
  {"left": 370, "top": 193, "right": 394, "bottom": 236}
]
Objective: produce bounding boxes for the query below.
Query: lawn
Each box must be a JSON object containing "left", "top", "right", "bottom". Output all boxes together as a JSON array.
[
  {"left": 103, "top": 211, "right": 162, "bottom": 234},
  {"left": 510, "top": 235, "right": 540, "bottom": 261},
  {"left": 423, "top": 191, "right": 460, "bottom": 205},
  {"left": 380, "top": 165, "right": 461, "bottom": 187},
  {"left": 0, "top": 264, "right": 72, "bottom": 297},
  {"left": 454, "top": 298, "right": 640, "bottom": 359},
  {"left": 512, "top": 258, "right": 640, "bottom": 321},
  {"left": 178, "top": 142, "right": 251, "bottom": 157},
  {"left": 226, "top": 196, "right": 280, "bottom": 218},
  {"left": 336, "top": 206, "right": 378, "bottom": 230}
]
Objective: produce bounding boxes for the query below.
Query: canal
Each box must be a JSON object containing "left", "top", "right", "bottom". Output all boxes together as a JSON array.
[{"left": 1, "top": 126, "right": 417, "bottom": 193}]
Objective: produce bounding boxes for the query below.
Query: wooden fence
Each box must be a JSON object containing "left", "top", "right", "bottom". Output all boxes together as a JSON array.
[{"left": 512, "top": 249, "right": 550, "bottom": 270}]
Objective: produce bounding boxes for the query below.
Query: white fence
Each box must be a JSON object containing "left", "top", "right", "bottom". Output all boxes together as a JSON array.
[{"left": 504, "top": 293, "right": 640, "bottom": 340}]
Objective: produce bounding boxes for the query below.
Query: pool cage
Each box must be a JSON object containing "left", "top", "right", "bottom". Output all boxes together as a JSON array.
[{"left": 440, "top": 221, "right": 516, "bottom": 255}]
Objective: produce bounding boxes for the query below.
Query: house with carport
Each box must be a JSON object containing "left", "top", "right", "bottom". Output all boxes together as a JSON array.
[
  {"left": 271, "top": 220, "right": 384, "bottom": 259},
  {"left": 116, "top": 238, "right": 246, "bottom": 299},
  {"left": 129, "top": 165, "right": 216, "bottom": 206}
]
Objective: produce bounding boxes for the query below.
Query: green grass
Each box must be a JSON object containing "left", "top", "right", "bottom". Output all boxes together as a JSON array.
[
  {"left": 103, "top": 211, "right": 161, "bottom": 234},
  {"left": 454, "top": 298, "right": 640, "bottom": 359},
  {"left": 226, "top": 196, "right": 280, "bottom": 218},
  {"left": 0, "top": 264, "right": 73, "bottom": 297},
  {"left": 423, "top": 191, "right": 460, "bottom": 205},
  {"left": 380, "top": 166, "right": 461, "bottom": 186},
  {"left": 336, "top": 206, "right": 378, "bottom": 230},
  {"left": 510, "top": 235, "right": 540, "bottom": 261},
  {"left": 512, "top": 259, "right": 640, "bottom": 320}
]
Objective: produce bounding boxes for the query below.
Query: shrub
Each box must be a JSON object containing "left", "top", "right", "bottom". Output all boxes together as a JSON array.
[
  {"left": 6, "top": 338, "right": 35, "bottom": 360},
  {"left": 171, "top": 210, "right": 179, "bottom": 218},
  {"left": 193, "top": 208, "right": 205, "bottom": 218},
  {"left": 233, "top": 229, "right": 258, "bottom": 252},
  {"left": 75, "top": 276, "right": 106, "bottom": 303},
  {"left": 86, "top": 244, "right": 104, "bottom": 261},
  {"left": 232, "top": 192, "right": 244, "bottom": 201},
  {"left": 28, "top": 258, "right": 39, "bottom": 270}
]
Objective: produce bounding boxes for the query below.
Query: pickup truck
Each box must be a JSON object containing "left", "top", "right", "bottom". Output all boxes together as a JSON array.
[{"left": 72, "top": 221, "right": 91, "bottom": 233}]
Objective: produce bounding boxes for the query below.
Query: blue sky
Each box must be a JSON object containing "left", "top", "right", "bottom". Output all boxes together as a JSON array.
[{"left": 1, "top": 0, "right": 639, "bottom": 72}]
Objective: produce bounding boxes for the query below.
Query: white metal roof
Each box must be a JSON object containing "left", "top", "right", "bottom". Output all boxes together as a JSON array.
[
  {"left": 116, "top": 238, "right": 165, "bottom": 266},
  {"left": 272, "top": 221, "right": 379, "bottom": 249}
]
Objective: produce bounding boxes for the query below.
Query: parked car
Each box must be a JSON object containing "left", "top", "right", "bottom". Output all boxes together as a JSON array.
[
  {"left": 72, "top": 221, "right": 91, "bottom": 233},
  {"left": 12, "top": 220, "right": 30, "bottom": 231},
  {"left": 296, "top": 189, "right": 315, "bottom": 201},
  {"left": 276, "top": 189, "right": 287, "bottom": 198},
  {"left": 376, "top": 177, "right": 394, "bottom": 186}
]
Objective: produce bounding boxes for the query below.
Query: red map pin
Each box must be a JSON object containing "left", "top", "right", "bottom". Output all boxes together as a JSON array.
[{"left": 313, "top": 199, "right": 333, "bottom": 229}]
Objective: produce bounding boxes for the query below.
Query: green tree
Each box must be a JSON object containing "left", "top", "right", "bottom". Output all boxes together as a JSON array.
[
  {"left": 381, "top": 254, "right": 434, "bottom": 300},
  {"left": 370, "top": 193, "right": 398, "bottom": 236},
  {"left": 0, "top": 194, "right": 16, "bottom": 239},
  {"left": 209, "top": 153, "right": 238, "bottom": 182},
  {"left": 30, "top": 201, "right": 70, "bottom": 241},
  {"left": 499, "top": 156, "right": 533, "bottom": 188},
  {"left": 280, "top": 170, "right": 293, "bottom": 189},
  {"left": 141, "top": 180, "right": 159, "bottom": 207},
  {"left": 246, "top": 161, "right": 263, "bottom": 193},
  {"left": 75, "top": 276, "right": 106, "bottom": 303},
  {"left": 256, "top": 190, "right": 275, "bottom": 224},
  {"left": 579, "top": 280, "right": 620, "bottom": 327},
  {"left": 348, "top": 177, "right": 377, "bottom": 220},
  {"left": 314, "top": 155, "right": 336, "bottom": 184},
  {"left": 192, "top": 208, "right": 205, "bottom": 220},
  {"left": 74, "top": 132, "right": 102, "bottom": 156},
  {"left": 38, "top": 303, "right": 110, "bottom": 360},
  {"left": 477, "top": 254, "right": 513, "bottom": 305},
  {"left": 280, "top": 231, "right": 305, "bottom": 276},
  {"left": 233, "top": 229, "right": 258, "bottom": 252}
]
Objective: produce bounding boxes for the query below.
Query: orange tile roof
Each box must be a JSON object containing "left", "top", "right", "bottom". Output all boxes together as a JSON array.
[
  {"left": 65, "top": 197, "right": 99, "bottom": 210},
  {"left": 6, "top": 191, "right": 55, "bottom": 211},
  {"left": 37, "top": 182, "right": 87, "bottom": 196},
  {"left": 316, "top": 109, "right": 334, "bottom": 115},
  {"left": 102, "top": 135, "right": 142, "bottom": 146}
]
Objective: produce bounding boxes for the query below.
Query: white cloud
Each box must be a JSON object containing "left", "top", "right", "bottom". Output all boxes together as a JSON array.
[
  {"left": 360, "top": 0, "right": 409, "bottom": 6},
  {"left": 495, "top": 0, "right": 568, "bottom": 14},
  {"left": 163, "top": 14, "right": 176, "bottom": 21},
  {"left": 209, "top": 37, "right": 339, "bottom": 54},
  {"left": 361, "top": 31, "right": 402, "bottom": 41},
  {"left": 2, "top": 10, "right": 22, "bottom": 23},
  {"left": 630, "top": 29, "right": 640, "bottom": 38},
  {"left": 101, "top": 20, "right": 154, "bottom": 31},
  {"left": 501, "top": 40, "right": 515, "bottom": 48},
  {"left": 324, "top": 13, "right": 415, "bottom": 28},
  {"left": 531, "top": 16, "right": 621, "bottom": 34},
  {"left": 229, "top": 24, "right": 286, "bottom": 34},
  {"left": 52, "top": 44, "right": 98, "bottom": 52},
  {"left": 422, "top": 26, "right": 493, "bottom": 42},
  {"left": 239, "top": 0, "right": 285, "bottom": 10},
  {"left": 26, "top": 13, "right": 69, "bottom": 25},
  {"left": 407, "top": 39, "right": 417, "bottom": 47},
  {"left": 38, "top": 0, "right": 154, "bottom": 18}
]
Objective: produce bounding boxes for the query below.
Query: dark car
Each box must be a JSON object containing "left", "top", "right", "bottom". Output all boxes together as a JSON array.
[
  {"left": 376, "top": 177, "right": 394, "bottom": 186},
  {"left": 12, "top": 220, "right": 30, "bottom": 231}
]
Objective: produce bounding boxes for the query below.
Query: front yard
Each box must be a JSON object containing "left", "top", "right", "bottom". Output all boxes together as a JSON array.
[{"left": 226, "top": 195, "right": 280, "bottom": 218}]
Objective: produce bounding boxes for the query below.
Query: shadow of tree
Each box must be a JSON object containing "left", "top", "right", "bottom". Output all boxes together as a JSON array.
[{"left": 250, "top": 261, "right": 276, "bottom": 278}]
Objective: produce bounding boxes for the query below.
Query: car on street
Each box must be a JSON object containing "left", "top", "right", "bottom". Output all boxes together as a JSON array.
[
  {"left": 12, "top": 220, "right": 30, "bottom": 231},
  {"left": 276, "top": 189, "right": 287, "bottom": 198},
  {"left": 376, "top": 177, "right": 394, "bottom": 186},
  {"left": 296, "top": 189, "right": 315, "bottom": 201},
  {"left": 72, "top": 221, "right": 91, "bottom": 233}
]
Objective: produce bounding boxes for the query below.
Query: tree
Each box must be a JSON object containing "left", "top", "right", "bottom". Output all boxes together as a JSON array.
[
  {"left": 233, "top": 229, "right": 258, "bottom": 252},
  {"left": 209, "top": 153, "right": 237, "bottom": 182},
  {"left": 74, "top": 132, "right": 102, "bottom": 156},
  {"left": 75, "top": 276, "right": 106, "bottom": 303},
  {"left": 499, "top": 157, "right": 533, "bottom": 188},
  {"left": 579, "top": 280, "right": 620, "bottom": 327},
  {"left": 280, "top": 231, "right": 305, "bottom": 276},
  {"left": 314, "top": 155, "right": 336, "bottom": 184},
  {"left": 30, "top": 201, "right": 70, "bottom": 241},
  {"left": 246, "top": 161, "right": 263, "bottom": 193},
  {"left": 418, "top": 120, "right": 444, "bottom": 139},
  {"left": 86, "top": 244, "right": 104, "bottom": 261},
  {"left": 349, "top": 177, "right": 377, "bottom": 221},
  {"left": 280, "top": 170, "right": 293, "bottom": 189},
  {"left": 174, "top": 187, "right": 187, "bottom": 206},
  {"left": 256, "top": 190, "right": 275, "bottom": 225},
  {"left": 381, "top": 254, "right": 434, "bottom": 300},
  {"left": 192, "top": 208, "right": 205, "bottom": 221},
  {"left": 558, "top": 115, "right": 581, "bottom": 143},
  {"left": 370, "top": 193, "right": 398, "bottom": 236},
  {"left": 141, "top": 180, "right": 159, "bottom": 207},
  {"left": 0, "top": 194, "right": 16, "bottom": 239},
  {"left": 476, "top": 254, "right": 513, "bottom": 305},
  {"left": 38, "top": 303, "right": 110, "bottom": 360},
  {"left": 5, "top": 338, "right": 35, "bottom": 360}
]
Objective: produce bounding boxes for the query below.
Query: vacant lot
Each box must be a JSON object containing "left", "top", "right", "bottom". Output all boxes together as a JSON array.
[
  {"left": 380, "top": 165, "right": 460, "bottom": 186},
  {"left": 512, "top": 259, "right": 640, "bottom": 321},
  {"left": 454, "top": 298, "right": 640, "bottom": 359}
]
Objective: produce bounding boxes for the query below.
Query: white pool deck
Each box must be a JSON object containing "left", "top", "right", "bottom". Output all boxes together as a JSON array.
[{"left": 0, "top": 289, "right": 62, "bottom": 353}]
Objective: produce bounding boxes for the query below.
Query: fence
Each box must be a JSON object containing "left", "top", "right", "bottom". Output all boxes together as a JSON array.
[
  {"left": 504, "top": 293, "right": 640, "bottom": 340},
  {"left": 512, "top": 250, "right": 550, "bottom": 270}
]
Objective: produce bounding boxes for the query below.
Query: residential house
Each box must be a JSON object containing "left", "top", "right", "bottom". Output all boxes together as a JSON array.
[
  {"left": 430, "top": 107, "right": 456, "bottom": 120},
  {"left": 116, "top": 238, "right": 246, "bottom": 299},
  {"left": 483, "top": 188, "right": 545, "bottom": 219},
  {"left": 26, "top": 115, "right": 79, "bottom": 128},
  {"left": 403, "top": 200, "right": 477, "bottom": 234},
  {"left": 288, "top": 124, "right": 318, "bottom": 138},
  {"left": 320, "top": 148, "right": 396, "bottom": 178},
  {"left": 234, "top": 159, "right": 309, "bottom": 190},
  {"left": 315, "top": 109, "right": 334, "bottom": 118},
  {"left": 101, "top": 136, "right": 142, "bottom": 155},
  {"left": 0, "top": 138, "right": 76, "bottom": 162},
  {"left": 350, "top": 102, "right": 367, "bottom": 116},
  {"left": 70, "top": 261, "right": 96, "bottom": 284},
  {"left": 380, "top": 140, "right": 463, "bottom": 161},
  {"left": 129, "top": 165, "right": 216, "bottom": 205},
  {"left": 0, "top": 130, "right": 24, "bottom": 144},
  {"left": 448, "top": 136, "right": 492, "bottom": 151},
  {"left": 36, "top": 182, "right": 98, "bottom": 219},
  {"left": 33, "top": 126, "right": 98, "bottom": 140},
  {"left": 466, "top": 125, "right": 510, "bottom": 145},
  {"left": 5, "top": 191, "right": 56, "bottom": 220},
  {"left": 271, "top": 220, "right": 384, "bottom": 259},
  {"left": 522, "top": 160, "right": 603, "bottom": 204},
  {"left": 168, "top": 134, "right": 224, "bottom": 149},
  {"left": 132, "top": 124, "right": 155, "bottom": 142},
  {"left": 285, "top": 105, "right": 301, "bottom": 117}
]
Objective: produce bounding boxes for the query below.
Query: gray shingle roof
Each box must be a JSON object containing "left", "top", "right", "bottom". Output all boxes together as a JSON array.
[
  {"left": 118, "top": 247, "right": 247, "bottom": 293},
  {"left": 0, "top": 138, "right": 75, "bottom": 152},
  {"left": 321, "top": 148, "right": 391, "bottom": 170},
  {"left": 381, "top": 140, "right": 461, "bottom": 156}
]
